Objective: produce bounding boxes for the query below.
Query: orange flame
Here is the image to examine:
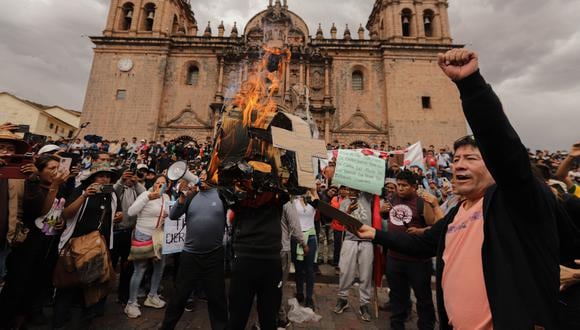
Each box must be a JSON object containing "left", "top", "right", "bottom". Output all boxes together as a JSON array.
[{"left": 234, "top": 46, "right": 291, "bottom": 127}]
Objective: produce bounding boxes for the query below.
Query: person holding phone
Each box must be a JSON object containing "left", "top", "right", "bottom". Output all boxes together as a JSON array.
[
  {"left": 124, "top": 175, "right": 171, "bottom": 318},
  {"left": 333, "top": 187, "right": 375, "bottom": 322},
  {"left": 53, "top": 163, "right": 122, "bottom": 329},
  {"left": 112, "top": 168, "right": 146, "bottom": 304},
  {"left": 0, "top": 155, "right": 68, "bottom": 328}
]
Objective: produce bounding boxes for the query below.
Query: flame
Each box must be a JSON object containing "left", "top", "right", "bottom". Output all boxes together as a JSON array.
[
  {"left": 208, "top": 46, "right": 291, "bottom": 185},
  {"left": 234, "top": 46, "right": 291, "bottom": 127}
]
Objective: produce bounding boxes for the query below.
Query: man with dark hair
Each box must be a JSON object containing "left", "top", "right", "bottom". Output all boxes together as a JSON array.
[
  {"left": 382, "top": 170, "right": 440, "bottom": 329},
  {"left": 358, "top": 48, "right": 561, "bottom": 329}
]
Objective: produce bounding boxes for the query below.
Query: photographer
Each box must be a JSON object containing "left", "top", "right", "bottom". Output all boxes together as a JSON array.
[
  {"left": 112, "top": 168, "right": 146, "bottom": 304},
  {"left": 0, "top": 155, "right": 69, "bottom": 328},
  {"left": 53, "top": 163, "right": 122, "bottom": 329},
  {"left": 0, "top": 124, "right": 36, "bottom": 288}
]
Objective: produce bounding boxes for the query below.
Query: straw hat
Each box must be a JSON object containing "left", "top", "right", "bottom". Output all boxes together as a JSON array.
[
  {"left": 0, "top": 129, "right": 30, "bottom": 154},
  {"left": 82, "top": 163, "right": 118, "bottom": 183}
]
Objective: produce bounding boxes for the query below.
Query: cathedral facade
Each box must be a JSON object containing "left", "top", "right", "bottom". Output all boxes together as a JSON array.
[{"left": 81, "top": 0, "right": 466, "bottom": 147}]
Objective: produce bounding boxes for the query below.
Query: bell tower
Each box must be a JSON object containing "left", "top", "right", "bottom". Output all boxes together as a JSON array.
[
  {"left": 366, "top": 0, "right": 452, "bottom": 43},
  {"left": 102, "top": 0, "right": 196, "bottom": 37}
]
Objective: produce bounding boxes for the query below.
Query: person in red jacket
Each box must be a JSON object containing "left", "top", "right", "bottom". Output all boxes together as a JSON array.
[{"left": 330, "top": 186, "right": 348, "bottom": 269}]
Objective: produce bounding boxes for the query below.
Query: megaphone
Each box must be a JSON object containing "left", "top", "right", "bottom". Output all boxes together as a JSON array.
[{"left": 168, "top": 161, "right": 199, "bottom": 185}]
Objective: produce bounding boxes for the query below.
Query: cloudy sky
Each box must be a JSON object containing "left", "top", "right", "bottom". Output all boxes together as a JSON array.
[{"left": 0, "top": 0, "right": 578, "bottom": 150}]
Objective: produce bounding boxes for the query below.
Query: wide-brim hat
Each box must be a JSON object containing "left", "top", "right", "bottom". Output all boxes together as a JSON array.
[
  {"left": 83, "top": 163, "right": 119, "bottom": 183},
  {"left": 0, "top": 130, "right": 30, "bottom": 154}
]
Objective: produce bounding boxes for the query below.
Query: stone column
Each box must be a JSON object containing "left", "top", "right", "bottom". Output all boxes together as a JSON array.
[
  {"left": 215, "top": 58, "right": 224, "bottom": 102},
  {"left": 324, "top": 110, "right": 331, "bottom": 143},
  {"left": 323, "top": 59, "right": 331, "bottom": 106},
  {"left": 299, "top": 57, "right": 305, "bottom": 88}
]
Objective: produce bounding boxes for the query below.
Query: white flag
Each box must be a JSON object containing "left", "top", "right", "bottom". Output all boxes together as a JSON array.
[{"left": 404, "top": 142, "right": 423, "bottom": 168}]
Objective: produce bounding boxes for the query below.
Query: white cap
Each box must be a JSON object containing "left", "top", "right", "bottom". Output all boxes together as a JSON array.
[
  {"left": 38, "top": 144, "right": 61, "bottom": 155},
  {"left": 137, "top": 164, "right": 148, "bottom": 170}
]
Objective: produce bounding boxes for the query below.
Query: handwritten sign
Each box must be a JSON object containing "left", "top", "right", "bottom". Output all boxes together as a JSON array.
[
  {"left": 333, "top": 149, "right": 386, "bottom": 195},
  {"left": 163, "top": 201, "right": 187, "bottom": 255}
]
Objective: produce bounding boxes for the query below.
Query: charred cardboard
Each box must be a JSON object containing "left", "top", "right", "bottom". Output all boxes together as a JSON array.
[{"left": 270, "top": 112, "right": 327, "bottom": 189}]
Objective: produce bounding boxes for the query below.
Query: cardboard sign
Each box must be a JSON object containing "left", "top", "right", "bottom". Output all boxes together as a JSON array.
[
  {"left": 163, "top": 201, "right": 186, "bottom": 255},
  {"left": 271, "top": 113, "right": 327, "bottom": 188},
  {"left": 333, "top": 149, "right": 386, "bottom": 195}
]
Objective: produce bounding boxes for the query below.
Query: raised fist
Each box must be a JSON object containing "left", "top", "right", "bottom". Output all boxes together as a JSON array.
[{"left": 438, "top": 48, "right": 479, "bottom": 81}]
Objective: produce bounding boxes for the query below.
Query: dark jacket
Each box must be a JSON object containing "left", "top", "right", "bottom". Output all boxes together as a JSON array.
[{"left": 374, "top": 71, "right": 560, "bottom": 329}]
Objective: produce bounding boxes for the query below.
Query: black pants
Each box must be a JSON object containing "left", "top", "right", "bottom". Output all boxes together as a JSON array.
[
  {"left": 386, "top": 255, "right": 435, "bottom": 330},
  {"left": 111, "top": 229, "right": 133, "bottom": 304},
  {"left": 559, "top": 286, "right": 580, "bottom": 328},
  {"left": 0, "top": 231, "right": 58, "bottom": 328},
  {"left": 333, "top": 230, "right": 345, "bottom": 266},
  {"left": 53, "top": 288, "right": 106, "bottom": 329},
  {"left": 161, "top": 248, "right": 227, "bottom": 330},
  {"left": 228, "top": 257, "right": 282, "bottom": 330}
]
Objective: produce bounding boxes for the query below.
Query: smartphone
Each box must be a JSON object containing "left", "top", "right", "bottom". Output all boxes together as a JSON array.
[
  {"left": 58, "top": 152, "right": 81, "bottom": 167},
  {"left": 59, "top": 157, "right": 72, "bottom": 173},
  {"left": 159, "top": 183, "right": 167, "bottom": 196},
  {"left": 130, "top": 162, "right": 137, "bottom": 173},
  {"left": 0, "top": 155, "right": 34, "bottom": 179},
  {"left": 99, "top": 184, "right": 114, "bottom": 194}
]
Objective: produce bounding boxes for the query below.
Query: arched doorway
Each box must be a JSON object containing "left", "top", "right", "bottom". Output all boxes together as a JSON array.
[{"left": 350, "top": 140, "right": 369, "bottom": 149}]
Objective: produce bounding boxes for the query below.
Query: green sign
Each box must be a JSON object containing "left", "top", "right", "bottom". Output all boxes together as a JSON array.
[{"left": 333, "top": 150, "right": 386, "bottom": 195}]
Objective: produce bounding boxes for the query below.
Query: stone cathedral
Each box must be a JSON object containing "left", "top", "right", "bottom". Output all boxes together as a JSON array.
[{"left": 81, "top": 0, "right": 466, "bottom": 147}]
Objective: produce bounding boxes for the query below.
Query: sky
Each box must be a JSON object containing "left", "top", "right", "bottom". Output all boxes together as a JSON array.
[{"left": 0, "top": 0, "right": 578, "bottom": 150}]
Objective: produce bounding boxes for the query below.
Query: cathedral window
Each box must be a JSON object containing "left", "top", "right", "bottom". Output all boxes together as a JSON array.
[
  {"left": 187, "top": 65, "right": 199, "bottom": 85},
  {"left": 423, "top": 10, "right": 434, "bottom": 37},
  {"left": 352, "top": 71, "right": 364, "bottom": 91},
  {"left": 116, "top": 89, "right": 127, "bottom": 100},
  {"left": 401, "top": 9, "right": 412, "bottom": 37},
  {"left": 422, "top": 96, "right": 432, "bottom": 109},
  {"left": 143, "top": 3, "right": 156, "bottom": 31},
  {"left": 120, "top": 3, "right": 134, "bottom": 31}
]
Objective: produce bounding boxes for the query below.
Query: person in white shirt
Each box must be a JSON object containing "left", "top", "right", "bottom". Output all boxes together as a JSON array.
[{"left": 124, "top": 175, "right": 171, "bottom": 318}]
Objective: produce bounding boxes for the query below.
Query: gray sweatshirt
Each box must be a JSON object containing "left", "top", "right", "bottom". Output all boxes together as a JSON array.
[
  {"left": 170, "top": 188, "right": 225, "bottom": 254},
  {"left": 114, "top": 180, "right": 146, "bottom": 230},
  {"left": 339, "top": 191, "right": 373, "bottom": 241},
  {"left": 281, "top": 201, "right": 306, "bottom": 252}
]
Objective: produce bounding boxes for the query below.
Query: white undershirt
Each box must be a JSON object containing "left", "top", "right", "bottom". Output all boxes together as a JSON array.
[{"left": 292, "top": 198, "right": 316, "bottom": 231}]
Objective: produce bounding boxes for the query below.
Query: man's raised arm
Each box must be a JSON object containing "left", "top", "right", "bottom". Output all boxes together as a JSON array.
[{"left": 438, "top": 49, "right": 532, "bottom": 189}]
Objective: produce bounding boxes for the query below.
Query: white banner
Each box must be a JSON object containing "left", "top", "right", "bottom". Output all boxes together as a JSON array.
[{"left": 163, "top": 201, "right": 186, "bottom": 255}]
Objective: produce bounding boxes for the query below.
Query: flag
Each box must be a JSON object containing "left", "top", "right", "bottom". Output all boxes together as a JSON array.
[
  {"left": 404, "top": 141, "right": 423, "bottom": 168},
  {"left": 372, "top": 195, "right": 385, "bottom": 287}
]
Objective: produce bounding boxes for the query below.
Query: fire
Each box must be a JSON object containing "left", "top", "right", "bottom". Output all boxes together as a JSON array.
[
  {"left": 208, "top": 46, "right": 291, "bottom": 185},
  {"left": 234, "top": 46, "right": 291, "bottom": 127}
]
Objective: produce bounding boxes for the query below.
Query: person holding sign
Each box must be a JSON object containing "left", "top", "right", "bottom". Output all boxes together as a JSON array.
[
  {"left": 333, "top": 187, "right": 375, "bottom": 322},
  {"left": 161, "top": 170, "right": 228, "bottom": 330},
  {"left": 357, "top": 48, "right": 561, "bottom": 329},
  {"left": 124, "top": 175, "right": 171, "bottom": 318}
]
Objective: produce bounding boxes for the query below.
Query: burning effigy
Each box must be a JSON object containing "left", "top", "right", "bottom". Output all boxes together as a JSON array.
[{"left": 207, "top": 46, "right": 326, "bottom": 204}]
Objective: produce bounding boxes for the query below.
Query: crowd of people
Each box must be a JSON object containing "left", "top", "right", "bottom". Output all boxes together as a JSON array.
[{"left": 0, "top": 48, "right": 579, "bottom": 330}]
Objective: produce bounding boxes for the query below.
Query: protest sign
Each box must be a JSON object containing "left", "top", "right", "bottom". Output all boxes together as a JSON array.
[
  {"left": 163, "top": 201, "right": 186, "bottom": 255},
  {"left": 333, "top": 149, "right": 386, "bottom": 195}
]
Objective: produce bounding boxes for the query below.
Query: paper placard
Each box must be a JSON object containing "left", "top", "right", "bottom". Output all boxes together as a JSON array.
[
  {"left": 163, "top": 201, "right": 186, "bottom": 255},
  {"left": 333, "top": 149, "right": 386, "bottom": 195}
]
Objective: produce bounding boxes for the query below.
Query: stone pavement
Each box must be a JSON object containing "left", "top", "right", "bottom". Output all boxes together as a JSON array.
[
  {"left": 88, "top": 282, "right": 421, "bottom": 330},
  {"left": 89, "top": 262, "right": 429, "bottom": 330},
  {"left": 29, "top": 265, "right": 432, "bottom": 330}
]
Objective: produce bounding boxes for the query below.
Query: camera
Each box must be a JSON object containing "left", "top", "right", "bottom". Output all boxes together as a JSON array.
[{"left": 98, "top": 184, "right": 114, "bottom": 194}]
